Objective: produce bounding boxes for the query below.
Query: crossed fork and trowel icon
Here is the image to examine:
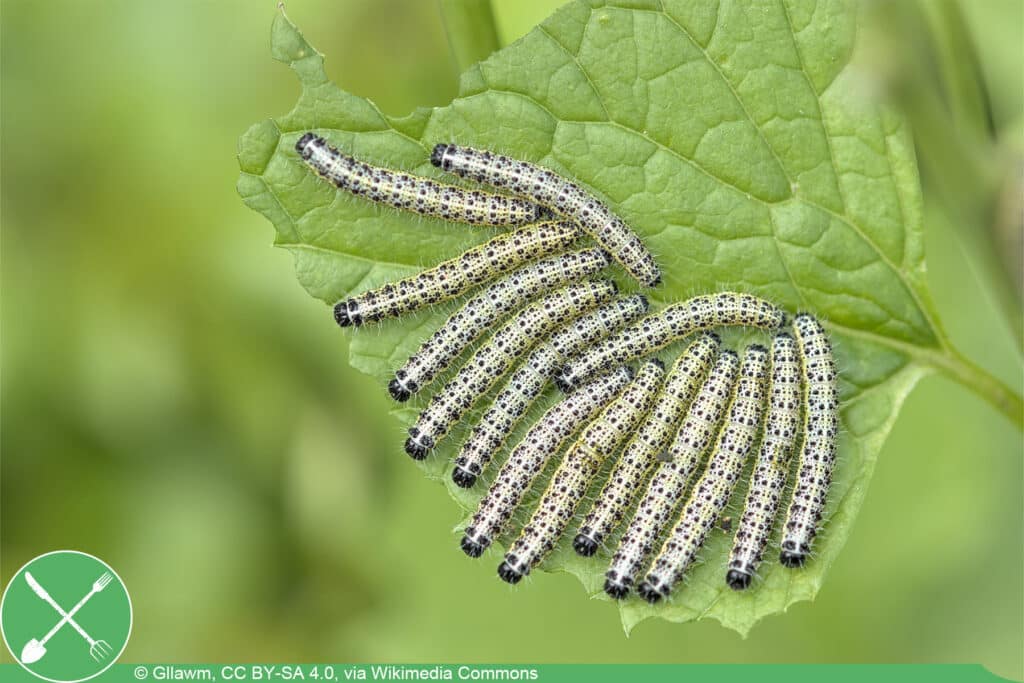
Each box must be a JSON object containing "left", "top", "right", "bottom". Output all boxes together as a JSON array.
[{"left": 19, "top": 571, "right": 114, "bottom": 665}]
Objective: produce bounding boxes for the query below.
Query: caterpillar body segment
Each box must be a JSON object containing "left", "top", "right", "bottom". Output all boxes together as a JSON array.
[
  {"left": 726, "top": 333, "right": 801, "bottom": 589},
  {"left": 404, "top": 280, "right": 617, "bottom": 460},
  {"left": 430, "top": 143, "right": 661, "bottom": 287},
  {"left": 498, "top": 361, "right": 667, "bottom": 584},
  {"left": 554, "top": 292, "right": 786, "bottom": 393},
  {"left": 574, "top": 333, "right": 721, "bottom": 556},
  {"left": 603, "top": 351, "right": 740, "bottom": 599},
  {"left": 638, "top": 346, "right": 770, "bottom": 604},
  {"left": 780, "top": 314, "right": 839, "bottom": 568},
  {"left": 296, "top": 134, "right": 545, "bottom": 227},
  {"left": 389, "top": 247, "right": 611, "bottom": 401},
  {"left": 461, "top": 367, "right": 633, "bottom": 558},
  {"left": 332, "top": 221, "right": 579, "bottom": 327},
  {"left": 452, "top": 294, "right": 650, "bottom": 488}
]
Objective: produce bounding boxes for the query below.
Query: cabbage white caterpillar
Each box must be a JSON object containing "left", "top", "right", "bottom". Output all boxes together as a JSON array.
[
  {"left": 296, "top": 134, "right": 545, "bottom": 226},
  {"left": 554, "top": 293, "right": 785, "bottom": 392},
  {"left": 780, "top": 314, "right": 839, "bottom": 568},
  {"left": 333, "top": 220, "right": 579, "bottom": 326},
  {"left": 726, "top": 333, "right": 801, "bottom": 589}
]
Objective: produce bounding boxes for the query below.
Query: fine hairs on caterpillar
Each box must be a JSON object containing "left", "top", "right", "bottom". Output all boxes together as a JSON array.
[
  {"left": 574, "top": 333, "right": 721, "bottom": 557},
  {"left": 461, "top": 367, "right": 633, "bottom": 559},
  {"left": 452, "top": 295, "right": 649, "bottom": 488},
  {"left": 638, "top": 345, "right": 770, "bottom": 604},
  {"left": 604, "top": 350, "right": 740, "bottom": 599},
  {"left": 404, "top": 280, "right": 617, "bottom": 460},
  {"left": 389, "top": 247, "right": 610, "bottom": 402},
  {"left": 780, "top": 314, "right": 839, "bottom": 568},
  {"left": 554, "top": 292, "right": 786, "bottom": 392},
  {"left": 333, "top": 220, "right": 579, "bottom": 327},
  {"left": 431, "top": 143, "right": 661, "bottom": 287},
  {"left": 726, "top": 333, "right": 801, "bottom": 590},
  {"left": 295, "top": 134, "right": 546, "bottom": 227},
  {"left": 499, "top": 361, "right": 666, "bottom": 584}
]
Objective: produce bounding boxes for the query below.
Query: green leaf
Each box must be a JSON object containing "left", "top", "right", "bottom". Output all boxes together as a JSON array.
[{"left": 237, "top": 0, "right": 1020, "bottom": 635}]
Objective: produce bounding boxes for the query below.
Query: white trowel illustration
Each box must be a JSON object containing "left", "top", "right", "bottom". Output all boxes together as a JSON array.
[{"left": 20, "top": 571, "right": 113, "bottom": 664}]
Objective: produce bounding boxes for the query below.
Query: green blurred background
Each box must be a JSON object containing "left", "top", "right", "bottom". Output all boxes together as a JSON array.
[{"left": 2, "top": 0, "right": 1021, "bottom": 677}]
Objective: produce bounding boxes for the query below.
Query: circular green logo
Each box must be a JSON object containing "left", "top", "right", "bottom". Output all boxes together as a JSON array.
[{"left": 1, "top": 551, "right": 132, "bottom": 683}]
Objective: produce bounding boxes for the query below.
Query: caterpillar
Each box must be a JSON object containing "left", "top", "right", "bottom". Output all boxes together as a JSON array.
[
  {"left": 554, "top": 293, "right": 786, "bottom": 392},
  {"left": 604, "top": 350, "right": 740, "bottom": 599},
  {"left": 638, "top": 345, "right": 770, "bottom": 604},
  {"left": 452, "top": 294, "right": 649, "bottom": 488},
  {"left": 780, "top": 314, "right": 839, "bottom": 568},
  {"left": 389, "top": 247, "right": 610, "bottom": 402},
  {"left": 333, "top": 220, "right": 579, "bottom": 327},
  {"left": 573, "top": 333, "right": 721, "bottom": 556},
  {"left": 430, "top": 143, "right": 661, "bottom": 287},
  {"left": 498, "top": 361, "right": 666, "bottom": 584},
  {"left": 405, "top": 280, "right": 617, "bottom": 459},
  {"left": 726, "top": 333, "right": 801, "bottom": 589},
  {"left": 461, "top": 367, "right": 633, "bottom": 558},
  {"left": 295, "top": 134, "right": 546, "bottom": 227}
]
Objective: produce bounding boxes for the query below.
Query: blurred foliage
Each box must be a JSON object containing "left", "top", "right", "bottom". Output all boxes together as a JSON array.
[{"left": 1, "top": 0, "right": 1021, "bottom": 679}]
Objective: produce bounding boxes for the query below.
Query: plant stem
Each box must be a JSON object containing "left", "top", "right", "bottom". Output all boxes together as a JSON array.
[
  {"left": 923, "top": 346, "right": 1023, "bottom": 429},
  {"left": 439, "top": 0, "right": 501, "bottom": 74},
  {"left": 828, "top": 322, "right": 1023, "bottom": 430}
]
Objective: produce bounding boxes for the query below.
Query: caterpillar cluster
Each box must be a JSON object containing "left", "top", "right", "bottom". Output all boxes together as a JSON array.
[{"left": 294, "top": 133, "right": 841, "bottom": 604}]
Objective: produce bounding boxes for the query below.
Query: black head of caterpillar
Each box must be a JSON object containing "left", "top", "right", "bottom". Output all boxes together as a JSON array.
[
  {"left": 387, "top": 369, "right": 417, "bottom": 402},
  {"left": 334, "top": 299, "right": 361, "bottom": 328},
  {"left": 295, "top": 132, "right": 318, "bottom": 159},
  {"left": 430, "top": 143, "right": 452, "bottom": 170},
  {"left": 404, "top": 427, "right": 434, "bottom": 461}
]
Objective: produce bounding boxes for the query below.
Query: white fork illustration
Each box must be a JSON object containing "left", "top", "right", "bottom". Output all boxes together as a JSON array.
[{"left": 20, "top": 572, "right": 114, "bottom": 664}]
